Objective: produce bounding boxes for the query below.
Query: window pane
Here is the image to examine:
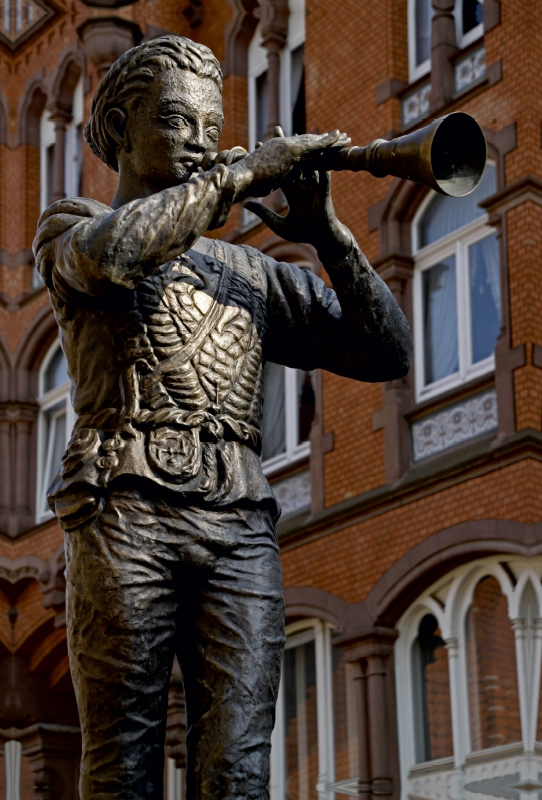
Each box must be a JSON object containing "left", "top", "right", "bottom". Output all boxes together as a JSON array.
[
  {"left": 422, "top": 256, "right": 458, "bottom": 385},
  {"left": 415, "top": 0, "right": 433, "bottom": 66},
  {"left": 41, "top": 400, "right": 67, "bottom": 516},
  {"left": 46, "top": 143, "right": 55, "bottom": 208},
  {"left": 297, "top": 370, "right": 315, "bottom": 445},
  {"left": 291, "top": 44, "right": 306, "bottom": 135},
  {"left": 333, "top": 644, "right": 359, "bottom": 784},
  {"left": 256, "top": 70, "right": 269, "bottom": 144},
  {"left": 262, "top": 362, "right": 286, "bottom": 461},
  {"left": 44, "top": 346, "right": 69, "bottom": 393},
  {"left": 466, "top": 576, "right": 521, "bottom": 751},
  {"left": 462, "top": 0, "right": 483, "bottom": 35},
  {"left": 411, "top": 614, "right": 453, "bottom": 763},
  {"left": 419, "top": 164, "right": 496, "bottom": 248},
  {"left": 469, "top": 233, "right": 501, "bottom": 364},
  {"left": 284, "top": 640, "right": 319, "bottom": 800}
]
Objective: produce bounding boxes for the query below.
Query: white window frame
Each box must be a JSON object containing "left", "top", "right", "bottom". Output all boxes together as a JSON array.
[
  {"left": 40, "top": 108, "right": 55, "bottom": 212},
  {"left": 408, "top": 0, "right": 432, "bottom": 83},
  {"left": 261, "top": 365, "right": 312, "bottom": 476},
  {"left": 408, "top": 0, "right": 484, "bottom": 84},
  {"left": 412, "top": 189, "right": 498, "bottom": 403},
  {"left": 270, "top": 618, "right": 337, "bottom": 800},
  {"left": 456, "top": 0, "right": 484, "bottom": 50},
  {"left": 36, "top": 340, "right": 74, "bottom": 524},
  {"left": 395, "top": 556, "right": 542, "bottom": 800}
]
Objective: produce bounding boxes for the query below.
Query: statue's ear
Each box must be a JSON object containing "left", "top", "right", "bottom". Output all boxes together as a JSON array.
[{"left": 105, "top": 108, "right": 130, "bottom": 154}]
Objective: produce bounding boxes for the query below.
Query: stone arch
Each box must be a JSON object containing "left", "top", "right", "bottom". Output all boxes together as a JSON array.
[
  {"left": 50, "top": 48, "right": 85, "bottom": 115},
  {"left": 13, "top": 303, "right": 57, "bottom": 403},
  {"left": 223, "top": 0, "right": 260, "bottom": 77},
  {"left": 17, "top": 74, "right": 47, "bottom": 147},
  {"left": 284, "top": 586, "right": 348, "bottom": 631},
  {"left": 356, "top": 519, "right": 542, "bottom": 630},
  {"left": 258, "top": 236, "right": 320, "bottom": 273}
]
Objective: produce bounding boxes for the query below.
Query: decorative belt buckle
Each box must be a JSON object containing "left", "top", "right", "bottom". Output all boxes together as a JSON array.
[{"left": 147, "top": 426, "right": 201, "bottom": 481}]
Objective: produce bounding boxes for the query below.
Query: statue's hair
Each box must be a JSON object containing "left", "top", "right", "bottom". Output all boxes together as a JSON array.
[{"left": 84, "top": 35, "right": 223, "bottom": 172}]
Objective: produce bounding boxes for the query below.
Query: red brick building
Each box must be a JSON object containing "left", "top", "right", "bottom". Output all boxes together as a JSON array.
[{"left": 1, "top": 1, "right": 541, "bottom": 799}]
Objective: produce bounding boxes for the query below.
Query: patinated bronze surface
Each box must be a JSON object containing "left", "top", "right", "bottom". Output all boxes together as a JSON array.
[{"left": 33, "top": 35, "right": 412, "bottom": 800}]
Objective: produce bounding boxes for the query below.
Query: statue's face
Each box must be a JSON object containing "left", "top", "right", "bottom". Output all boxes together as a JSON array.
[{"left": 123, "top": 67, "right": 224, "bottom": 190}]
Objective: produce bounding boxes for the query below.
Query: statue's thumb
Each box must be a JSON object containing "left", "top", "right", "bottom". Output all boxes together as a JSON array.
[{"left": 243, "top": 200, "right": 286, "bottom": 232}]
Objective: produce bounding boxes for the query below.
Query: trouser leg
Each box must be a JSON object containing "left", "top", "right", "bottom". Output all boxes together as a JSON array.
[
  {"left": 175, "top": 506, "right": 286, "bottom": 800},
  {"left": 64, "top": 492, "right": 178, "bottom": 800}
]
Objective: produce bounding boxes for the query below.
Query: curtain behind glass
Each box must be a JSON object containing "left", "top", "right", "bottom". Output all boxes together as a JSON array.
[
  {"left": 411, "top": 614, "right": 453, "bottom": 763},
  {"left": 291, "top": 44, "right": 306, "bottom": 135},
  {"left": 419, "top": 164, "right": 496, "bottom": 248},
  {"left": 41, "top": 400, "right": 67, "bottom": 517},
  {"left": 423, "top": 256, "right": 459, "bottom": 385},
  {"left": 297, "top": 370, "right": 315, "bottom": 445},
  {"left": 469, "top": 233, "right": 501, "bottom": 364},
  {"left": 466, "top": 577, "right": 522, "bottom": 751},
  {"left": 256, "top": 70, "right": 269, "bottom": 144},
  {"left": 283, "top": 641, "right": 319, "bottom": 800},
  {"left": 262, "top": 362, "right": 286, "bottom": 461},
  {"left": 415, "top": 0, "right": 433, "bottom": 66},
  {"left": 462, "top": 0, "right": 483, "bottom": 34},
  {"left": 44, "top": 346, "right": 69, "bottom": 393}
]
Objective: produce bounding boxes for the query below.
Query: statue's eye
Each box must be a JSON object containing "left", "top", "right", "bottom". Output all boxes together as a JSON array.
[
  {"left": 207, "top": 127, "right": 220, "bottom": 142},
  {"left": 163, "top": 115, "right": 188, "bottom": 129}
]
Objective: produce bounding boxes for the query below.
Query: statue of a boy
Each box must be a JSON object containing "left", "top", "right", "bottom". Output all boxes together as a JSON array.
[{"left": 34, "top": 35, "right": 411, "bottom": 800}]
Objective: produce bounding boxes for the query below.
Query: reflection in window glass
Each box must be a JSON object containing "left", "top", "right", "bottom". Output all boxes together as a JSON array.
[
  {"left": 469, "top": 233, "right": 501, "bottom": 364},
  {"left": 297, "top": 370, "right": 315, "bottom": 445},
  {"left": 332, "top": 644, "right": 358, "bottom": 784},
  {"left": 423, "top": 256, "right": 458, "bottom": 385},
  {"left": 44, "top": 345, "right": 69, "bottom": 393},
  {"left": 40, "top": 400, "right": 67, "bottom": 519},
  {"left": 466, "top": 576, "right": 522, "bottom": 751},
  {"left": 411, "top": 614, "right": 453, "bottom": 763},
  {"left": 415, "top": 0, "right": 433, "bottom": 67},
  {"left": 291, "top": 44, "right": 306, "bottom": 135},
  {"left": 462, "top": 0, "right": 483, "bottom": 35},
  {"left": 283, "top": 640, "right": 319, "bottom": 800},
  {"left": 262, "top": 361, "right": 286, "bottom": 461},
  {"left": 256, "top": 70, "right": 269, "bottom": 145},
  {"left": 419, "top": 165, "right": 496, "bottom": 248}
]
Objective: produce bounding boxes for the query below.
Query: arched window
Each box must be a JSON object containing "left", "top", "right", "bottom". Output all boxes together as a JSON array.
[
  {"left": 412, "top": 163, "right": 499, "bottom": 401},
  {"left": 396, "top": 558, "right": 542, "bottom": 800},
  {"left": 270, "top": 620, "right": 354, "bottom": 800},
  {"left": 248, "top": 0, "right": 306, "bottom": 151},
  {"left": 36, "top": 341, "right": 74, "bottom": 523},
  {"left": 408, "top": 0, "right": 484, "bottom": 83},
  {"left": 40, "top": 75, "right": 83, "bottom": 211}
]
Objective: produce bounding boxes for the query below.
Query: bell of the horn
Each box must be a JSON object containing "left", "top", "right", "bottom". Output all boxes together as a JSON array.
[{"left": 331, "top": 112, "right": 487, "bottom": 197}]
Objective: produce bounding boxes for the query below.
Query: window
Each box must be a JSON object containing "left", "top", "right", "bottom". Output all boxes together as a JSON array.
[
  {"left": 40, "top": 75, "right": 83, "bottom": 212},
  {"left": 270, "top": 620, "right": 355, "bottom": 800},
  {"left": 248, "top": 0, "right": 306, "bottom": 150},
  {"left": 261, "top": 363, "right": 315, "bottom": 474},
  {"left": 408, "top": 0, "right": 484, "bottom": 83},
  {"left": 413, "top": 163, "right": 499, "bottom": 402},
  {"left": 396, "top": 557, "right": 542, "bottom": 800},
  {"left": 36, "top": 341, "right": 74, "bottom": 523}
]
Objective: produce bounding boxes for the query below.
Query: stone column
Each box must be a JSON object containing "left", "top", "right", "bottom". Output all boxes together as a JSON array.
[
  {"left": 260, "top": 0, "right": 289, "bottom": 139},
  {"left": 20, "top": 724, "right": 81, "bottom": 800},
  {"left": 429, "top": 0, "right": 458, "bottom": 113}
]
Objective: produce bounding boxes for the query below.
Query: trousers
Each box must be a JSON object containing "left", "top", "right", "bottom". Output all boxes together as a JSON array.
[{"left": 64, "top": 488, "right": 285, "bottom": 800}]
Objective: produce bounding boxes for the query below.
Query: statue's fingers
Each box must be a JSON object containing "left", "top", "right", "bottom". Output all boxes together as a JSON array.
[
  {"left": 273, "top": 126, "right": 286, "bottom": 138},
  {"left": 243, "top": 200, "right": 288, "bottom": 234}
]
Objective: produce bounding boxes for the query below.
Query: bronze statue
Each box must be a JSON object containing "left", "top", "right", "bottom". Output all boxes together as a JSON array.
[{"left": 33, "top": 35, "right": 414, "bottom": 800}]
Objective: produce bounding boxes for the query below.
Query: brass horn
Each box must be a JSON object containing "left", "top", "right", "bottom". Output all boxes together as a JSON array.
[{"left": 324, "top": 111, "right": 487, "bottom": 197}]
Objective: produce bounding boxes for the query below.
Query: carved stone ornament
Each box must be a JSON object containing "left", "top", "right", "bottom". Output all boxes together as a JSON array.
[{"left": 0, "top": 0, "right": 56, "bottom": 50}]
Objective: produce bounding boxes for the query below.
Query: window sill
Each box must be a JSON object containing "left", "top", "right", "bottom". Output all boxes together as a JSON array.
[
  {"left": 408, "top": 372, "right": 495, "bottom": 424},
  {"left": 262, "top": 445, "right": 310, "bottom": 480},
  {"left": 464, "top": 741, "right": 525, "bottom": 765},
  {"left": 407, "top": 756, "right": 455, "bottom": 778}
]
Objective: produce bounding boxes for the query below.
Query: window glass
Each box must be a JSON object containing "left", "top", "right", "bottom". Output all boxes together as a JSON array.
[
  {"left": 419, "top": 164, "right": 496, "bottom": 249},
  {"left": 466, "top": 576, "right": 522, "bottom": 751},
  {"left": 262, "top": 361, "right": 286, "bottom": 462},
  {"left": 422, "top": 256, "right": 458, "bottom": 385},
  {"left": 415, "top": 0, "right": 433, "bottom": 67},
  {"left": 411, "top": 614, "right": 453, "bottom": 763},
  {"left": 39, "top": 400, "right": 67, "bottom": 518},
  {"left": 45, "top": 143, "right": 54, "bottom": 208},
  {"left": 332, "top": 644, "right": 358, "bottom": 784},
  {"left": 290, "top": 44, "right": 306, "bottom": 135},
  {"left": 469, "top": 233, "right": 501, "bottom": 364},
  {"left": 283, "top": 639, "right": 319, "bottom": 800},
  {"left": 297, "top": 370, "right": 315, "bottom": 445},
  {"left": 256, "top": 70, "right": 269, "bottom": 145},
  {"left": 43, "top": 345, "right": 69, "bottom": 393},
  {"left": 462, "top": 0, "right": 483, "bottom": 35}
]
